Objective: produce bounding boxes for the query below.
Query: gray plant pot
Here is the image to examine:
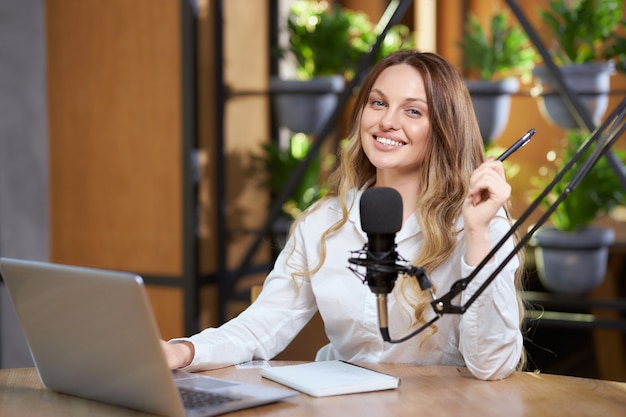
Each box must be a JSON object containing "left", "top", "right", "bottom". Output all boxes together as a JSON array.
[
  {"left": 532, "top": 226, "right": 615, "bottom": 294},
  {"left": 533, "top": 62, "right": 615, "bottom": 129},
  {"left": 465, "top": 78, "right": 519, "bottom": 145},
  {"left": 269, "top": 75, "right": 345, "bottom": 134}
]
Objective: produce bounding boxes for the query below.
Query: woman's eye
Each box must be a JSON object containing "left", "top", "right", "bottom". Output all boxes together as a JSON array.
[
  {"left": 370, "top": 99, "right": 385, "bottom": 107},
  {"left": 407, "top": 109, "right": 421, "bottom": 116}
]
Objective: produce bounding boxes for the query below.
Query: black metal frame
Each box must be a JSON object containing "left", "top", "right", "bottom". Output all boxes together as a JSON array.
[{"left": 142, "top": 0, "right": 199, "bottom": 336}]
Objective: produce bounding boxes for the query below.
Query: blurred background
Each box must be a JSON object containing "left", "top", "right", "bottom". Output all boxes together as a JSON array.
[{"left": 1, "top": 0, "right": 625, "bottom": 382}]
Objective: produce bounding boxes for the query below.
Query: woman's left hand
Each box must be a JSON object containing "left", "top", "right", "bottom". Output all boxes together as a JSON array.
[
  {"left": 464, "top": 157, "right": 511, "bottom": 230},
  {"left": 463, "top": 158, "right": 511, "bottom": 265}
]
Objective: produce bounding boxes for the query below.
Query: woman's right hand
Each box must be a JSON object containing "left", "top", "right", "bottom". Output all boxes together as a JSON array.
[{"left": 160, "top": 340, "right": 194, "bottom": 369}]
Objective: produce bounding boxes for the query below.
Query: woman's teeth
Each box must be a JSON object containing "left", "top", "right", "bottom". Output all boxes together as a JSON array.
[{"left": 376, "top": 137, "right": 404, "bottom": 147}]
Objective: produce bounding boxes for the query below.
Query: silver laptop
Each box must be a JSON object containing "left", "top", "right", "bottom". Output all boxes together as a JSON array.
[{"left": 0, "top": 257, "right": 298, "bottom": 417}]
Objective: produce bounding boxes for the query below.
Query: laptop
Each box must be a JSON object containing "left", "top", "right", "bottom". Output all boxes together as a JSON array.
[{"left": 0, "top": 257, "right": 298, "bottom": 417}]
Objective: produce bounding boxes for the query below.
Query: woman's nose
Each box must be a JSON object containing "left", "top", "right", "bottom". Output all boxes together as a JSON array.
[{"left": 380, "top": 109, "right": 400, "bottom": 129}]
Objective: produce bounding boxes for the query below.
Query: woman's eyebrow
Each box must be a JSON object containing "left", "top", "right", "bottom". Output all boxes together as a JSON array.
[{"left": 370, "top": 88, "right": 427, "bottom": 105}]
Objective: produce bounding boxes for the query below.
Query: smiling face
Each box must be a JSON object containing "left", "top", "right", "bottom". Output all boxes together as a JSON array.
[{"left": 360, "top": 64, "right": 431, "bottom": 183}]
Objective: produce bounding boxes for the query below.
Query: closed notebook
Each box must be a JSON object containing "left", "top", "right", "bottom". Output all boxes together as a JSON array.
[{"left": 261, "top": 360, "right": 400, "bottom": 397}]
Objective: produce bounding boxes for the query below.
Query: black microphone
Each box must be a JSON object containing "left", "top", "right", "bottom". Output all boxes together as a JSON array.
[
  {"left": 359, "top": 187, "right": 403, "bottom": 295},
  {"left": 357, "top": 187, "right": 402, "bottom": 337},
  {"left": 349, "top": 187, "right": 434, "bottom": 343}
]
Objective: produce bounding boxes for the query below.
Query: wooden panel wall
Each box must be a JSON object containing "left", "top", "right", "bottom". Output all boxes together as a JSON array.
[
  {"left": 218, "top": 0, "right": 273, "bottom": 321},
  {"left": 46, "top": 0, "right": 187, "bottom": 339},
  {"left": 222, "top": 0, "right": 271, "bottom": 276},
  {"left": 47, "top": 0, "right": 183, "bottom": 275}
]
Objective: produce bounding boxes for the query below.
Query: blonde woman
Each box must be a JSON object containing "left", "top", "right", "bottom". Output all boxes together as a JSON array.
[{"left": 162, "top": 50, "right": 524, "bottom": 380}]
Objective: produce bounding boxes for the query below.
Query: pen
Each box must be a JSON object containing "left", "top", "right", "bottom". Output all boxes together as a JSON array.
[{"left": 496, "top": 128, "right": 536, "bottom": 161}]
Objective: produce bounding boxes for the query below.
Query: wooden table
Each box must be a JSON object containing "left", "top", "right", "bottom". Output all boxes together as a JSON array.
[{"left": 1, "top": 363, "right": 625, "bottom": 416}]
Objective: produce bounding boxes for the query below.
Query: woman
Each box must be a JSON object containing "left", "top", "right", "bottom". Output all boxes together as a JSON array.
[{"left": 162, "top": 50, "right": 525, "bottom": 380}]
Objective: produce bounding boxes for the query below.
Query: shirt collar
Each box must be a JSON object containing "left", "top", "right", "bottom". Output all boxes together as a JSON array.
[
  {"left": 347, "top": 184, "right": 368, "bottom": 237},
  {"left": 344, "top": 184, "right": 422, "bottom": 242}
]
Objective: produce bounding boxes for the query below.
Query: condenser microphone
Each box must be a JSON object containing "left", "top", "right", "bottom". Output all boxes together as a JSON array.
[
  {"left": 359, "top": 187, "right": 403, "bottom": 333},
  {"left": 349, "top": 187, "right": 434, "bottom": 343}
]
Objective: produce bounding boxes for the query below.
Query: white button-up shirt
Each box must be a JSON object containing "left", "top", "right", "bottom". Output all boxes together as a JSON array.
[{"left": 182, "top": 187, "right": 522, "bottom": 380}]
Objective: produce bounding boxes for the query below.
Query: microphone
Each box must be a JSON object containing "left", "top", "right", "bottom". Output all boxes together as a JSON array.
[
  {"left": 348, "top": 187, "right": 433, "bottom": 342},
  {"left": 359, "top": 187, "right": 402, "bottom": 338},
  {"left": 358, "top": 187, "right": 402, "bottom": 296}
]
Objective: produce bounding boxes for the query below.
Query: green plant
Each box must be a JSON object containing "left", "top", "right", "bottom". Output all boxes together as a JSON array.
[
  {"left": 531, "top": 130, "right": 626, "bottom": 232},
  {"left": 375, "top": 24, "right": 415, "bottom": 64},
  {"left": 250, "top": 134, "right": 329, "bottom": 219},
  {"left": 285, "top": 0, "right": 414, "bottom": 80},
  {"left": 459, "top": 11, "right": 538, "bottom": 82},
  {"left": 540, "top": 0, "right": 626, "bottom": 72}
]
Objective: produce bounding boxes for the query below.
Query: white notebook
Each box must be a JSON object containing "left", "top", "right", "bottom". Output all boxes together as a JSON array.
[{"left": 261, "top": 360, "right": 400, "bottom": 397}]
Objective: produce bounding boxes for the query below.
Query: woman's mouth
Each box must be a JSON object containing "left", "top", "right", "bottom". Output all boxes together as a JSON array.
[{"left": 375, "top": 136, "right": 405, "bottom": 147}]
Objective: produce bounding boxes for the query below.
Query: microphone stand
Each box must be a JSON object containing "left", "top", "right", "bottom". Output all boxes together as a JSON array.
[{"left": 378, "top": 97, "right": 626, "bottom": 343}]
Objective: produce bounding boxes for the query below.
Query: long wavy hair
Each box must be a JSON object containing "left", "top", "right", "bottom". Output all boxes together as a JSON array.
[{"left": 289, "top": 50, "right": 525, "bottom": 367}]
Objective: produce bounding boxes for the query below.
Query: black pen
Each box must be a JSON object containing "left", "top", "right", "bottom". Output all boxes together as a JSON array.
[{"left": 496, "top": 128, "right": 536, "bottom": 161}]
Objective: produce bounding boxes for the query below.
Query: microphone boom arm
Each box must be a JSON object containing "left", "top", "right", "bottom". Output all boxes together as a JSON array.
[{"left": 434, "top": 97, "right": 626, "bottom": 317}]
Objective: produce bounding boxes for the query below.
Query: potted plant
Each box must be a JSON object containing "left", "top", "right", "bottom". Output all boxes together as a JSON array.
[
  {"left": 270, "top": 0, "right": 414, "bottom": 134},
  {"left": 458, "top": 11, "right": 538, "bottom": 144},
  {"left": 533, "top": 0, "right": 626, "bottom": 129},
  {"left": 530, "top": 129, "right": 626, "bottom": 294},
  {"left": 249, "top": 133, "right": 331, "bottom": 248}
]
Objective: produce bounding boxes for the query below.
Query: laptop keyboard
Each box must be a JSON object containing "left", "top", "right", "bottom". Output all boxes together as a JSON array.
[{"left": 179, "top": 387, "right": 241, "bottom": 410}]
